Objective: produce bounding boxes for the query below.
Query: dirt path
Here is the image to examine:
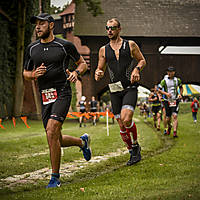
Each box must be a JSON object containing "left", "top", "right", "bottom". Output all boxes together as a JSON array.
[{"left": 0, "top": 148, "right": 128, "bottom": 189}]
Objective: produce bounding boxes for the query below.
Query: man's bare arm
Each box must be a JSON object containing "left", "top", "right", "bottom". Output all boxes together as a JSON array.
[
  {"left": 66, "top": 55, "right": 88, "bottom": 83},
  {"left": 129, "top": 41, "right": 146, "bottom": 83},
  {"left": 23, "top": 63, "right": 47, "bottom": 80},
  {"left": 95, "top": 46, "right": 107, "bottom": 81}
]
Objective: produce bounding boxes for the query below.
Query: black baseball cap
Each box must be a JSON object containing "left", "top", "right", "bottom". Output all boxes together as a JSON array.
[
  {"left": 167, "top": 66, "right": 175, "bottom": 72},
  {"left": 30, "top": 13, "right": 55, "bottom": 24}
]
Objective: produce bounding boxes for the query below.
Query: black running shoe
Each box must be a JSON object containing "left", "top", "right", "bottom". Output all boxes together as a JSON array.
[{"left": 127, "top": 143, "right": 141, "bottom": 166}]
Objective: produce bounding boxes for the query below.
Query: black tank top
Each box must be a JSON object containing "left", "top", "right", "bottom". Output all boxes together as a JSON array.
[
  {"left": 152, "top": 93, "right": 161, "bottom": 106},
  {"left": 90, "top": 101, "right": 97, "bottom": 109},
  {"left": 105, "top": 39, "right": 138, "bottom": 88},
  {"left": 79, "top": 101, "right": 85, "bottom": 110}
]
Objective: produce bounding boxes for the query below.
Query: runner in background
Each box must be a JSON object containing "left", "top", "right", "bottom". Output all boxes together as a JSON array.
[
  {"left": 191, "top": 97, "right": 199, "bottom": 123},
  {"left": 79, "top": 96, "right": 87, "bottom": 127},
  {"left": 88, "top": 96, "right": 98, "bottom": 125},
  {"left": 158, "top": 66, "right": 183, "bottom": 138},
  {"left": 148, "top": 85, "right": 162, "bottom": 131}
]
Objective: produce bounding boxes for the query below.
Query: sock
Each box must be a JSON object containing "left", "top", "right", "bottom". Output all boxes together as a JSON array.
[
  {"left": 125, "top": 121, "right": 137, "bottom": 142},
  {"left": 52, "top": 173, "right": 60, "bottom": 179},
  {"left": 173, "top": 131, "right": 177, "bottom": 135},
  {"left": 120, "top": 130, "right": 133, "bottom": 150}
]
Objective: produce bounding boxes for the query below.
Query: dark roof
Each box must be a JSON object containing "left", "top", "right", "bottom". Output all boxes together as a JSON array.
[
  {"left": 59, "top": 2, "right": 75, "bottom": 16},
  {"left": 74, "top": 0, "right": 200, "bottom": 37}
]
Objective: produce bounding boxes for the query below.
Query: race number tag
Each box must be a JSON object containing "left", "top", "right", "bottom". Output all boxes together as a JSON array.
[
  {"left": 109, "top": 81, "right": 124, "bottom": 93},
  {"left": 169, "top": 100, "right": 176, "bottom": 107},
  {"left": 42, "top": 88, "right": 57, "bottom": 105}
]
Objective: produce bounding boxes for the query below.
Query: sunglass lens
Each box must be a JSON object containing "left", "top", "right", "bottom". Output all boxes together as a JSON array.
[{"left": 106, "top": 26, "right": 117, "bottom": 31}]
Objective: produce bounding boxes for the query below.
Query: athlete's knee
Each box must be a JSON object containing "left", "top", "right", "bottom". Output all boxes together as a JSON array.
[
  {"left": 121, "top": 118, "right": 132, "bottom": 127},
  {"left": 121, "top": 112, "right": 133, "bottom": 127},
  {"left": 46, "top": 120, "right": 61, "bottom": 140},
  {"left": 173, "top": 116, "right": 177, "bottom": 121},
  {"left": 116, "top": 117, "right": 126, "bottom": 130}
]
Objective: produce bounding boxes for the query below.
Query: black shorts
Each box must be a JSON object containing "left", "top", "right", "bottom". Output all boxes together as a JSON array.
[
  {"left": 90, "top": 108, "right": 97, "bottom": 113},
  {"left": 110, "top": 88, "right": 138, "bottom": 116},
  {"left": 80, "top": 109, "right": 86, "bottom": 113},
  {"left": 41, "top": 86, "right": 72, "bottom": 129},
  {"left": 152, "top": 106, "right": 161, "bottom": 115},
  {"left": 164, "top": 100, "right": 179, "bottom": 117}
]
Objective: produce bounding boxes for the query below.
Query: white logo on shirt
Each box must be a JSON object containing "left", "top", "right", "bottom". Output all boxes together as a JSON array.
[{"left": 44, "top": 48, "right": 48, "bottom": 51}]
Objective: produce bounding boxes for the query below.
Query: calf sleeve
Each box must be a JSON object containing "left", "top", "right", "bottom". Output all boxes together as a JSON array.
[
  {"left": 120, "top": 130, "right": 133, "bottom": 150},
  {"left": 125, "top": 121, "right": 137, "bottom": 142}
]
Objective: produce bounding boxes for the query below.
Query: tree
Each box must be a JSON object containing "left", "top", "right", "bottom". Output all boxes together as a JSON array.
[
  {"left": 13, "top": 0, "right": 26, "bottom": 117},
  {"left": 50, "top": 0, "right": 103, "bottom": 16},
  {"left": 75, "top": 0, "right": 103, "bottom": 16}
]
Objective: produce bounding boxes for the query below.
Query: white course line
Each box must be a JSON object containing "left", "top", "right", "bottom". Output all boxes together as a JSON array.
[{"left": 0, "top": 148, "right": 128, "bottom": 189}]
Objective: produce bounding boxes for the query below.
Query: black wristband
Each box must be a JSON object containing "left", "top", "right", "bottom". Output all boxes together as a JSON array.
[
  {"left": 136, "top": 66, "right": 141, "bottom": 72},
  {"left": 75, "top": 69, "right": 81, "bottom": 76}
]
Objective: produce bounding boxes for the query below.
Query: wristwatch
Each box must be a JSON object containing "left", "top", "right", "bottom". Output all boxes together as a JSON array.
[
  {"left": 75, "top": 69, "right": 81, "bottom": 76},
  {"left": 136, "top": 66, "right": 141, "bottom": 72}
]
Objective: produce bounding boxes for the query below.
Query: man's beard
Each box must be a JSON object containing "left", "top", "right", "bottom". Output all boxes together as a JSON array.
[{"left": 38, "top": 26, "right": 50, "bottom": 39}]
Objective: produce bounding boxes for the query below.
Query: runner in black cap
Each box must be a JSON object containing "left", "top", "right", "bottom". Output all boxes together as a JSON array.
[
  {"left": 23, "top": 13, "right": 91, "bottom": 188},
  {"left": 158, "top": 66, "right": 183, "bottom": 137},
  {"left": 30, "top": 13, "right": 55, "bottom": 24}
]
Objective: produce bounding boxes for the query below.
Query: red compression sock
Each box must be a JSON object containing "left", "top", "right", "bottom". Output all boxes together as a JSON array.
[
  {"left": 125, "top": 121, "right": 137, "bottom": 142},
  {"left": 120, "top": 130, "right": 133, "bottom": 150}
]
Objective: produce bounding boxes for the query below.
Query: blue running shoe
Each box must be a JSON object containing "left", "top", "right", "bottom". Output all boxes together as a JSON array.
[
  {"left": 46, "top": 176, "right": 61, "bottom": 188},
  {"left": 80, "top": 133, "right": 91, "bottom": 161}
]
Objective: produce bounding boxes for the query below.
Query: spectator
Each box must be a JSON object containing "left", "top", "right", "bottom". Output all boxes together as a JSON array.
[
  {"left": 191, "top": 97, "right": 199, "bottom": 123},
  {"left": 79, "top": 96, "right": 87, "bottom": 127}
]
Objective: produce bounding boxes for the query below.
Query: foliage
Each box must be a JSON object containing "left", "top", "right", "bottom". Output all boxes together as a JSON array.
[
  {"left": 100, "top": 90, "right": 110, "bottom": 104},
  {"left": 75, "top": 0, "right": 103, "bottom": 16},
  {"left": 49, "top": 4, "right": 62, "bottom": 14},
  {"left": 0, "top": 0, "right": 51, "bottom": 118},
  {"left": 0, "top": 0, "right": 17, "bottom": 117},
  {"left": 50, "top": 3, "right": 70, "bottom": 14},
  {"left": 50, "top": 0, "right": 103, "bottom": 16}
]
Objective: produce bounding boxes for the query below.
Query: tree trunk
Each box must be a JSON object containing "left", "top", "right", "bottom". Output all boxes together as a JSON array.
[{"left": 13, "top": 0, "right": 26, "bottom": 116}]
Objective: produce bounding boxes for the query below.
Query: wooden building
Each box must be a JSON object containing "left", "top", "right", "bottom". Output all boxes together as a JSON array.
[
  {"left": 23, "top": 0, "right": 200, "bottom": 117},
  {"left": 74, "top": 0, "right": 200, "bottom": 100}
]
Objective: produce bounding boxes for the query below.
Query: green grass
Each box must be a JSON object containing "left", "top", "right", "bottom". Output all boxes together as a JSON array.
[{"left": 0, "top": 105, "right": 199, "bottom": 200}]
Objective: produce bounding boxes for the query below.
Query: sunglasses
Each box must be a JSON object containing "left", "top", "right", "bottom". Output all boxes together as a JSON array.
[{"left": 105, "top": 26, "right": 118, "bottom": 31}]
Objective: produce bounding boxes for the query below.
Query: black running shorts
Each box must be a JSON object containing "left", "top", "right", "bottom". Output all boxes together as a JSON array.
[
  {"left": 164, "top": 100, "right": 179, "bottom": 117},
  {"left": 41, "top": 86, "right": 72, "bottom": 129},
  {"left": 110, "top": 88, "right": 138, "bottom": 115},
  {"left": 80, "top": 109, "right": 86, "bottom": 113},
  {"left": 152, "top": 106, "right": 161, "bottom": 115},
  {"left": 90, "top": 108, "right": 97, "bottom": 113}
]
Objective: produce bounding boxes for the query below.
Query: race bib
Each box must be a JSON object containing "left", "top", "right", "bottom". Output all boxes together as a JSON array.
[
  {"left": 169, "top": 100, "right": 176, "bottom": 107},
  {"left": 42, "top": 88, "right": 57, "bottom": 105},
  {"left": 109, "top": 81, "right": 124, "bottom": 93}
]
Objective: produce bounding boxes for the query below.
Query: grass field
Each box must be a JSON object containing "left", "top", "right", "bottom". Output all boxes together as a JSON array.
[{"left": 0, "top": 103, "right": 199, "bottom": 200}]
